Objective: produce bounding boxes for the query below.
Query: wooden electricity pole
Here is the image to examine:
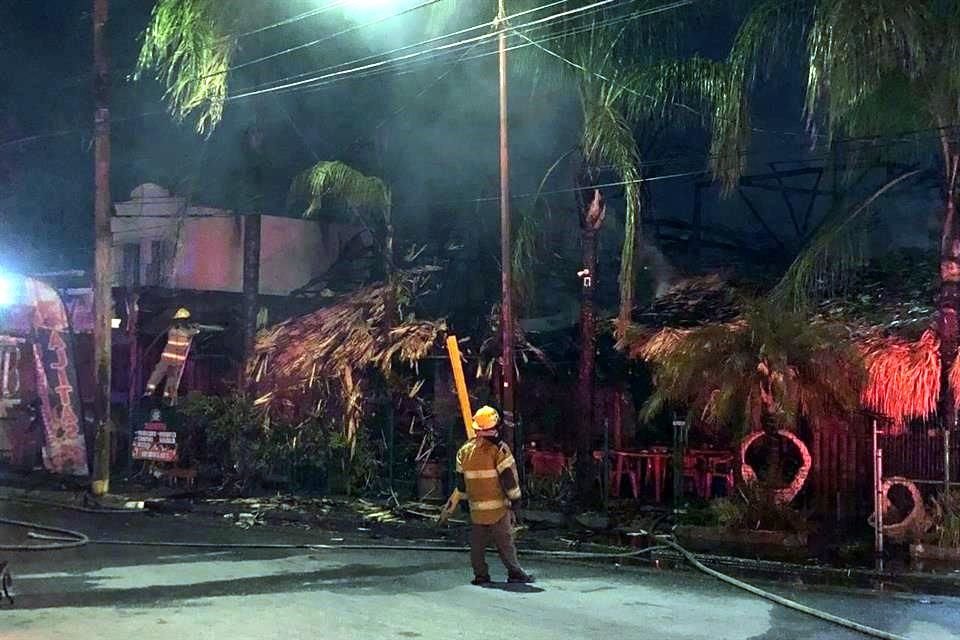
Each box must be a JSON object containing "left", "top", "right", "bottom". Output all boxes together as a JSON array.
[
  {"left": 497, "top": 0, "right": 516, "bottom": 451},
  {"left": 91, "top": 0, "right": 112, "bottom": 495}
]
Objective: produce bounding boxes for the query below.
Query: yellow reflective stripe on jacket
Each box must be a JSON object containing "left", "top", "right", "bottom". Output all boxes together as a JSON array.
[
  {"left": 464, "top": 469, "right": 498, "bottom": 479},
  {"left": 470, "top": 499, "right": 511, "bottom": 511},
  {"left": 496, "top": 455, "right": 516, "bottom": 473},
  {"left": 505, "top": 486, "right": 521, "bottom": 501}
]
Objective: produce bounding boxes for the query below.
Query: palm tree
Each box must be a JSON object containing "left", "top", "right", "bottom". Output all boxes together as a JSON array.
[
  {"left": 639, "top": 300, "right": 864, "bottom": 484},
  {"left": 290, "top": 159, "right": 394, "bottom": 288},
  {"left": 677, "top": 0, "right": 960, "bottom": 444}
]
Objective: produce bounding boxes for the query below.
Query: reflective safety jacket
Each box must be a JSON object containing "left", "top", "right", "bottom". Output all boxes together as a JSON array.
[
  {"left": 160, "top": 325, "right": 200, "bottom": 363},
  {"left": 456, "top": 437, "right": 521, "bottom": 525}
]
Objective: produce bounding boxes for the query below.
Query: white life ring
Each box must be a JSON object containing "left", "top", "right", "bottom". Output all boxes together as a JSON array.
[{"left": 740, "top": 429, "right": 812, "bottom": 505}]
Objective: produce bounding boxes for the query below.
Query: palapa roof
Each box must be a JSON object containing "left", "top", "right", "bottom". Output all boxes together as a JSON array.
[
  {"left": 623, "top": 251, "right": 951, "bottom": 429},
  {"left": 249, "top": 275, "right": 445, "bottom": 427}
]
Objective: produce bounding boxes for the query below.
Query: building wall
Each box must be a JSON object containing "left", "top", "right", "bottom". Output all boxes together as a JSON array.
[{"left": 112, "top": 183, "right": 370, "bottom": 295}]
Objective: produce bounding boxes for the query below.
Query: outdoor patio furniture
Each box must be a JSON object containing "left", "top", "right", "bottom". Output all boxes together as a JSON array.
[
  {"left": 684, "top": 449, "right": 735, "bottom": 499},
  {"left": 704, "top": 454, "right": 735, "bottom": 498},
  {"left": 600, "top": 449, "right": 671, "bottom": 502}
]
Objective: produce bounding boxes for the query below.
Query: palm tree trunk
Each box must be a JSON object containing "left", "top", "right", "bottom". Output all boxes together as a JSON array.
[
  {"left": 938, "top": 150, "right": 960, "bottom": 491},
  {"left": 575, "top": 189, "right": 604, "bottom": 502}
]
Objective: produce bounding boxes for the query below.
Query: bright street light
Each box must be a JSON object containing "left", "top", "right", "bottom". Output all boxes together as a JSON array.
[
  {"left": 0, "top": 274, "right": 19, "bottom": 307},
  {"left": 339, "top": 0, "right": 409, "bottom": 19}
]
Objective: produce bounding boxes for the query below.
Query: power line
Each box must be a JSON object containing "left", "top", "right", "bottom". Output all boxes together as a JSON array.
[
  {"left": 226, "top": 0, "right": 643, "bottom": 102},
  {"left": 233, "top": 0, "right": 576, "bottom": 94},
  {"left": 439, "top": 125, "right": 957, "bottom": 206},
  {"left": 230, "top": 1, "right": 350, "bottom": 40},
  {"left": 276, "top": 1, "right": 646, "bottom": 100},
  {"left": 223, "top": 0, "right": 444, "bottom": 76}
]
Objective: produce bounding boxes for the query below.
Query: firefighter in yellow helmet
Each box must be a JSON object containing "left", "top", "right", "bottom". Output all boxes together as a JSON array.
[
  {"left": 143, "top": 308, "right": 200, "bottom": 405},
  {"left": 454, "top": 405, "right": 534, "bottom": 585}
]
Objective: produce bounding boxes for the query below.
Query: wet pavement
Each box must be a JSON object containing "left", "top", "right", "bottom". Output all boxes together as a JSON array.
[{"left": 1, "top": 501, "right": 959, "bottom": 639}]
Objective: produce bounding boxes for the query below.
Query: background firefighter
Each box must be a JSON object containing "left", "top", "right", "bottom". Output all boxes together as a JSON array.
[
  {"left": 143, "top": 307, "right": 200, "bottom": 406},
  {"left": 449, "top": 406, "right": 534, "bottom": 586}
]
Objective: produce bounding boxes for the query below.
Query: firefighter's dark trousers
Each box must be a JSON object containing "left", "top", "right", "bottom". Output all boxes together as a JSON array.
[
  {"left": 144, "top": 358, "right": 185, "bottom": 402},
  {"left": 470, "top": 513, "right": 524, "bottom": 578}
]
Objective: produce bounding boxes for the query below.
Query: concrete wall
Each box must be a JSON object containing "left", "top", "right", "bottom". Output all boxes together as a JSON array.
[{"left": 112, "top": 183, "right": 370, "bottom": 295}]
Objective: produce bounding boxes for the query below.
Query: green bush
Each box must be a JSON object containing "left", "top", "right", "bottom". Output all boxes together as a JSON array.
[
  {"left": 710, "top": 482, "right": 810, "bottom": 533},
  {"left": 929, "top": 490, "right": 960, "bottom": 549},
  {"left": 524, "top": 465, "right": 575, "bottom": 510}
]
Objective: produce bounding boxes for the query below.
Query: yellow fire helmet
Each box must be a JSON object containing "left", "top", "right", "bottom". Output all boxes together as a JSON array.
[
  {"left": 173, "top": 307, "right": 192, "bottom": 320},
  {"left": 472, "top": 406, "right": 500, "bottom": 432}
]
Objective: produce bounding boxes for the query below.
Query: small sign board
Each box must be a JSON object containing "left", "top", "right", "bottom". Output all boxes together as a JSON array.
[{"left": 132, "top": 418, "right": 177, "bottom": 462}]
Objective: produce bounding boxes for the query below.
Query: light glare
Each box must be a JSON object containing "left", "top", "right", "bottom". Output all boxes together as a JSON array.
[{"left": 0, "top": 275, "right": 16, "bottom": 306}]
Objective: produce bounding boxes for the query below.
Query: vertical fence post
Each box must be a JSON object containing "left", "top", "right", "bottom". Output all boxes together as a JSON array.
[
  {"left": 602, "top": 418, "right": 609, "bottom": 514},
  {"left": 945, "top": 426, "right": 952, "bottom": 494},
  {"left": 387, "top": 407, "right": 395, "bottom": 498},
  {"left": 672, "top": 415, "right": 688, "bottom": 514},
  {"left": 873, "top": 418, "right": 884, "bottom": 565},
  {"left": 516, "top": 416, "right": 525, "bottom": 489}
]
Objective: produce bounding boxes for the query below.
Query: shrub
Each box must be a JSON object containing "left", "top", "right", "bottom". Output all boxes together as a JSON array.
[
  {"left": 710, "top": 482, "right": 810, "bottom": 533},
  {"left": 928, "top": 490, "right": 960, "bottom": 549}
]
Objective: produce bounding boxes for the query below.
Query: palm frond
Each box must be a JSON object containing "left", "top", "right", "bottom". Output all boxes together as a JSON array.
[
  {"left": 581, "top": 89, "right": 645, "bottom": 329},
  {"left": 771, "top": 169, "right": 922, "bottom": 308},
  {"left": 805, "top": 0, "right": 930, "bottom": 138},
  {"left": 512, "top": 204, "right": 550, "bottom": 315},
  {"left": 639, "top": 300, "right": 864, "bottom": 435},
  {"left": 291, "top": 161, "right": 391, "bottom": 222},
  {"left": 136, "top": 0, "right": 237, "bottom": 135}
]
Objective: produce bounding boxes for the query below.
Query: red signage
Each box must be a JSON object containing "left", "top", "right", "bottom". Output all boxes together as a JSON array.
[{"left": 132, "top": 421, "right": 178, "bottom": 462}]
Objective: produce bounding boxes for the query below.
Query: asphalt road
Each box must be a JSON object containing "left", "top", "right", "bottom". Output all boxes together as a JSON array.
[{"left": 1, "top": 501, "right": 958, "bottom": 640}]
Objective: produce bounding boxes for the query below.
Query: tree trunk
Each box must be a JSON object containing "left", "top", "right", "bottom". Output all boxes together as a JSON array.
[
  {"left": 575, "top": 189, "right": 605, "bottom": 503},
  {"left": 938, "top": 152, "right": 960, "bottom": 491},
  {"left": 242, "top": 213, "right": 261, "bottom": 388},
  {"left": 91, "top": 0, "right": 112, "bottom": 495}
]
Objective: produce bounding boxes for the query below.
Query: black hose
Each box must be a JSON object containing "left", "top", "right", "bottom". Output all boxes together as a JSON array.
[{"left": 0, "top": 518, "right": 89, "bottom": 551}]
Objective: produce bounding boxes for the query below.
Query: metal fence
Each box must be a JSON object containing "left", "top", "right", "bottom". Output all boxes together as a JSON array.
[{"left": 880, "top": 429, "right": 960, "bottom": 487}]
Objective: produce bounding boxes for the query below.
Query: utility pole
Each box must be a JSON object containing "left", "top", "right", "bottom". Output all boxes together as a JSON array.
[
  {"left": 496, "top": 0, "right": 516, "bottom": 451},
  {"left": 91, "top": 0, "right": 112, "bottom": 495}
]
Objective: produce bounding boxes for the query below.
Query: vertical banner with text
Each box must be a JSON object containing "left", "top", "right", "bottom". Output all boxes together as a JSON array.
[{"left": 27, "top": 279, "right": 89, "bottom": 476}]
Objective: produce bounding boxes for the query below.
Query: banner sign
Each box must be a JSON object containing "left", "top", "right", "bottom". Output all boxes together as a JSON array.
[
  {"left": 132, "top": 420, "right": 178, "bottom": 462},
  {"left": 27, "top": 279, "right": 88, "bottom": 476}
]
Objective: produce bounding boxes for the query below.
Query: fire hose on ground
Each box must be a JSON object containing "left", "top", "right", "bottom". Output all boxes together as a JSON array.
[{"left": 0, "top": 514, "right": 907, "bottom": 640}]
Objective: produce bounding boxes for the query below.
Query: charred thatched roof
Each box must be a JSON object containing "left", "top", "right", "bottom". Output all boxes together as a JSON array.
[
  {"left": 249, "top": 273, "right": 445, "bottom": 448},
  {"left": 633, "top": 274, "right": 741, "bottom": 329}
]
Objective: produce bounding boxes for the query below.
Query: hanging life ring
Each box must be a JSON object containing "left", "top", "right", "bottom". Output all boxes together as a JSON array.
[{"left": 739, "top": 429, "right": 812, "bottom": 505}]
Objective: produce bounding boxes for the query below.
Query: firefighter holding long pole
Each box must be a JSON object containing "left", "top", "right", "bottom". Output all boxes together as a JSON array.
[{"left": 439, "top": 336, "right": 533, "bottom": 585}]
